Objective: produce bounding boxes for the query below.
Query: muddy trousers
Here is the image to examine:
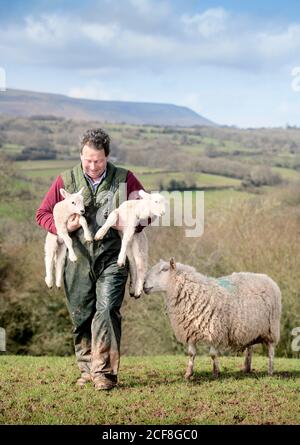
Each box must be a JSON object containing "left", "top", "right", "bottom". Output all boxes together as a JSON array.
[{"left": 64, "top": 255, "right": 128, "bottom": 381}]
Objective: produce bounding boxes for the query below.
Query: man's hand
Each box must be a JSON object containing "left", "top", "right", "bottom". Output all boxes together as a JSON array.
[{"left": 67, "top": 214, "right": 81, "bottom": 232}]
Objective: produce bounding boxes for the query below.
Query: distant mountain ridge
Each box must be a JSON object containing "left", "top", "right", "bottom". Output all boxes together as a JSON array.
[{"left": 0, "top": 88, "right": 217, "bottom": 127}]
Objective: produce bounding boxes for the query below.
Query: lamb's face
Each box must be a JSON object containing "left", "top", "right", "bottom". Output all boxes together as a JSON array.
[
  {"left": 67, "top": 194, "right": 85, "bottom": 215},
  {"left": 150, "top": 193, "right": 166, "bottom": 217},
  {"left": 143, "top": 260, "right": 170, "bottom": 294},
  {"left": 60, "top": 188, "right": 86, "bottom": 215},
  {"left": 138, "top": 190, "right": 166, "bottom": 217}
]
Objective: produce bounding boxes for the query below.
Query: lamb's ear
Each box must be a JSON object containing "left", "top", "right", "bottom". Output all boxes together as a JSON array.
[
  {"left": 77, "top": 187, "right": 84, "bottom": 195},
  {"left": 170, "top": 257, "right": 176, "bottom": 270},
  {"left": 138, "top": 189, "right": 149, "bottom": 199},
  {"left": 60, "top": 188, "right": 70, "bottom": 199}
]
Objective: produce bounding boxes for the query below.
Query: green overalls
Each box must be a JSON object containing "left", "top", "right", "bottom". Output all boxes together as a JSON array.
[{"left": 61, "top": 161, "right": 129, "bottom": 382}]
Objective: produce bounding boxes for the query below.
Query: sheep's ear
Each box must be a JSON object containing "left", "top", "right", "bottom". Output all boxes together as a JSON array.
[
  {"left": 138, "top": 189, "right": 149, "bottom": 199},
  {"left": 77, "top": 187, "right": 84, "bottom": 195},
  {"left": 60, "top": 188, "right": 70, "bottom": 199},
  {"left": 170, "top": 257, "right": 176, "bottom": 270}
]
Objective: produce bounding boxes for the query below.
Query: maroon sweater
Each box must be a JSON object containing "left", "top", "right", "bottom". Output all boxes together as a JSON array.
[{"left": 36, "top": 170, "right": 146, "bottom": 235}]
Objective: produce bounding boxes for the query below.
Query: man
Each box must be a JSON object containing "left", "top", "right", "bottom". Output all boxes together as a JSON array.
[{"left": 36, "top": 128, "right": 145, "bottom": 390}]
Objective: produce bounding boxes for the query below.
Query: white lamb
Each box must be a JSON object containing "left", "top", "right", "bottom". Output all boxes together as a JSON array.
[
  {"left": 144, "top": 258, "right": 282, "bottom": 378},
  {"left": 94, "top": 190, "right": 166, "bottom": 298},
  {"left": 44, "top": 188, "right": 92, "bottom": 288}
]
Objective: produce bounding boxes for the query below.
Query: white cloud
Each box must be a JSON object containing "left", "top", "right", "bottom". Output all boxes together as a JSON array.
[
  {"left": 81, "top": 23, "right": 120, "bottom": 46},
  {"left": 68, "top": 81, "right": 135, "bottom": 101},
  {"left": 182, "top": 7, "right": 229, "bottom": 38},
  {"left": 2, "top": 6, "right": 300, "bottom": 73},
  {"left": 25, "top": 14, "right": 71, "bottom": 46}
]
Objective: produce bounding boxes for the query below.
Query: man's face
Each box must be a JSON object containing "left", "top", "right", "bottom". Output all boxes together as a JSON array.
[{"left": 80, "top": 144, "right": 108, "bottom": 179}]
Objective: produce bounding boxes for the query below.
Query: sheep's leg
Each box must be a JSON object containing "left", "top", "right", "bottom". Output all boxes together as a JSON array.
[
  {"left": 94, "top": 210, "right": 118, "bottom": 241},
  {"left": 185, "top": 343, "right": 196, "bottom": 379},
  {"left": 55, "top": 242, "right": 67, "bottom": 288},
  {"left": 209, "top": 346, "right": 220, "bottom": 377},
  {"left": 268, "top": 343, "right": 275, "bottom": 376},
  {"left": 58, "top": 232, "right": 77, "bottom": 262},
  {"left": 45, "top": 233, "right": 58, "bottom": 288},
  {"left": 244, "top": 346, "right": 253, "bottom": 373},
  {"left": 127, "top": 247, "right": 137, "bottom": 297},
  {"left": 79, "top": 216, "right": 93, "bottom": 242},
  {"left": 131, "top": 234, "right": 148, "bottom": 298},
  {"left": 117, "top": 228, "right": 135, "bottom": 267}
]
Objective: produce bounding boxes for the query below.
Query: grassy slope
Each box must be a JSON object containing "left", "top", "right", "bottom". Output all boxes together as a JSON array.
[{"left": 0, "top": 355, "right": 299, "bottom": 425}]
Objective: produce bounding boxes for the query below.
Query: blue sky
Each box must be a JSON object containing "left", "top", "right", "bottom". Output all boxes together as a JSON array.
[{"left": 0, "top": 0, "right": 300, "bottom": 127}]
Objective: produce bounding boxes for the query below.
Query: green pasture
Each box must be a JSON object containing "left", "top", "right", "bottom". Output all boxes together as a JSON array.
[{"left": 0, "top": 355, "right": 299, "bottom": 425}]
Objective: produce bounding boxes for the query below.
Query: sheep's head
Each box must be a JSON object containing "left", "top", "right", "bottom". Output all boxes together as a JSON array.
[
  {"left": 138, "top": 190, "right": 166, "bottom": 217},
  {"left": 143, "top": 258, "right": 176, "bottom": 294},
  {"left": 60, "top": 187, "right": 86, "bottom": 215}
]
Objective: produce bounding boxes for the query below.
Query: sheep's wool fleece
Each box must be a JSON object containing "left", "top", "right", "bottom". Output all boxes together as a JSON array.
[{"left": 166, "top": 266, "right": 281, "bottom": 351}]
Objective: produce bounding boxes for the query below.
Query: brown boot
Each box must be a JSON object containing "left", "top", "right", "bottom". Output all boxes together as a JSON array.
[
  {"left": 93, "top": 374, "right": 117, "bottom": 391},
  {"left": 76, "top": 372, "right": 92, "bottom": 387}
]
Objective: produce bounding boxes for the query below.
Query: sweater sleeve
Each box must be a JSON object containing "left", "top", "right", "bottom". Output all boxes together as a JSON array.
[
  {"left": 35, "top": 176, "right": 65, "bottom": 234},
  {"left": 126, "top": 170, "right": 152, "bottom": 233}
]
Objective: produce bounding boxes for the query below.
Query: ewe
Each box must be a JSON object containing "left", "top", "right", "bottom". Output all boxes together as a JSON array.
[
  {"left": 144, "top": 258, "right": 281, "bottom": 378},
  {"left": 95, "top": 190, "right": 166, "bottom": 298},
  {"left": 44, "top": 188, "right": 92, "bottom": 288}
]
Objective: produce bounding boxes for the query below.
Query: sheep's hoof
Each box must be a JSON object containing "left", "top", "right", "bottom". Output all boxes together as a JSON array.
[
  {"left": 69, "top": 256, "right": 78, "bottom": 262},
  {"left": 134, "top": 293, "right": 141, "bottom": 299},
  {"left": 85, "top": 237, "right": 93, "bottom": 243},
  {"left": 184, "top": 372, "right": 192, "bottom": 380}
]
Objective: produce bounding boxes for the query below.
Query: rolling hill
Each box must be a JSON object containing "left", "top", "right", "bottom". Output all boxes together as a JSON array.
[{"left": 0, "top": 88, "right": 217, "bottom": 127}]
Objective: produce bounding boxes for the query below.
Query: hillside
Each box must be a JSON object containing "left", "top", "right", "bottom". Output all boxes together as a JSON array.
[{"left": 0, "top": 88, "right": 217, "bottom": 127}]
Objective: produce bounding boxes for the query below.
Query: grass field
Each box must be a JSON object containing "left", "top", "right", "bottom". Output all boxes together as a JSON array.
[
  {"left": 0, "top": 355, "right": 299, "bottom": 425},
  {"left": 16, "top": 160, "right": 242, "bottom": 189}
]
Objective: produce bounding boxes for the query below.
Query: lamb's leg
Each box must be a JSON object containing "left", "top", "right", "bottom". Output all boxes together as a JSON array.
[
  {"left": 127, "top": 247, "right": 137, "bottom": 297},
  {"left": 131, "top": 233, "right": 148, "bottom": 298},
  {"left": 209, "top": 346, "right": 220, "bottom": 377},
  {"left": 58, "top": 232, "right": 77, "bottom": 262},
  {"left": 45, "top": 233, "right": 58, "bottom": 288},
  {"left": 185, "top": 343, "right": 196, "bottom": 379},
  {"left": 117, "top": 227, "right": 135, "bottom": 267},
  {"left": 94, "top": 210, "right": 118, "bottom": 241},
  {"left": 55, "top": 242, "right": 67, "bottom": 288},
  {"left": 268, "top": 343, "right": 275, "bottom": 376},
  {"left": 244, "top": 346, "right": 253, "bottom": 373},
  {"left": 78, "top": 215, "right": 93, "bottom": 242}
]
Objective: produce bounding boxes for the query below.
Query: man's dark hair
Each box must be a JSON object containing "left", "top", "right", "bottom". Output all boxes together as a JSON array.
[{"left": 80, "top": 128, "right": 110, "bottom": 156}]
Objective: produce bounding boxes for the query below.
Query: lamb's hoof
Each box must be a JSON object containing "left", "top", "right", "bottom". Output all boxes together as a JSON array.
[
  {"left": 45, "top": 278, "right": 53, "bottom": 289},
  {"left": 184, "top": 372, "right": 192, "bottom": 380},
  {"left": 85, "top": 237, "right": 93, "bottom": 243},
  {"left": 94, "top": 231, "right": 104, "bottom": 241},
  {"left": 56, "top": 284, "right": 61, "bottom": 289},
  {"left": 134, "top": 293, "right": 141, "bottom": 299},
  {"left": 213, "top": 372, "right": 220, "bottom": 378},
  {"left": 69, "top": 255, "right": 78, "bottom": 262},
  {"left": 117, "top": 260, "right": 125, "bottom": 267}
]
